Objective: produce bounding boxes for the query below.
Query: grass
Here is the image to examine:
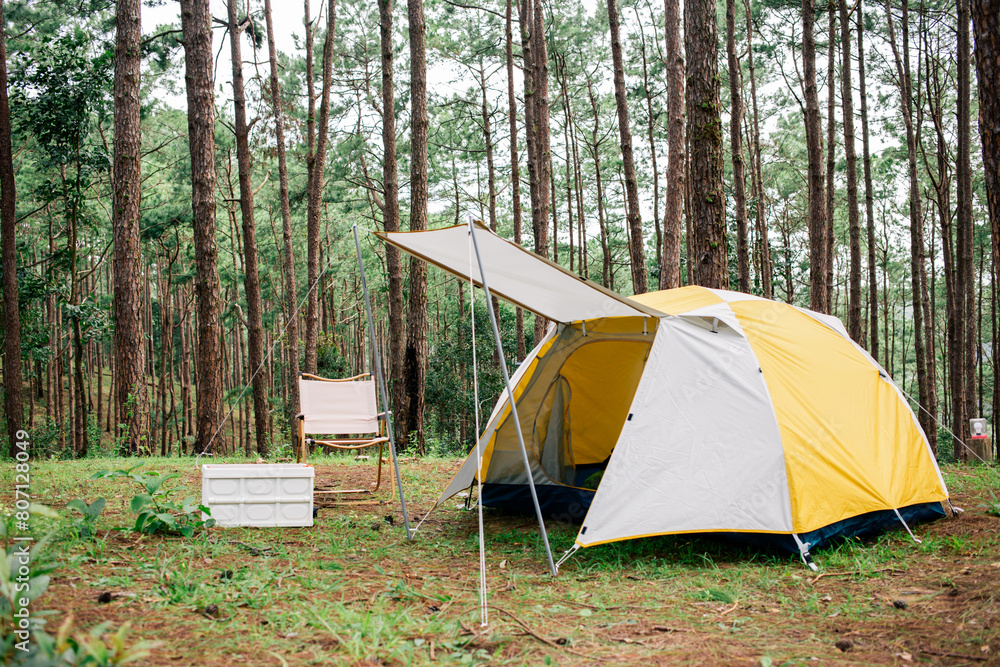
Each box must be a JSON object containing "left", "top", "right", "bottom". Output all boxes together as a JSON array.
[{"left": 3, "top": 454, "right": 1000, "bottom": 665}]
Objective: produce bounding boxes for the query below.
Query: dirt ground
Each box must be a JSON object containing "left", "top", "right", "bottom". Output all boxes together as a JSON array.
[{"left": 26, "top": 458, "right": 1000, "bottom": 665}]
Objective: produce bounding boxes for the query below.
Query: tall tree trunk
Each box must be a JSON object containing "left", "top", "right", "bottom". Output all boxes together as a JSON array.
[
  {"left": 505, "top": 0, "right": 526, "bottom": 360},
  {"left": 305, "top": 0, "right": 336, "bottom": 375},
  {"left": 726, "top": 0, "right": 749, "bottom": 293},
  {"left": 971, "top": 0, "right": 1000, "bottom": 452},
  {"left": 607, "top": 0, "right": 647, "bottom": 294},
  {"left": 825, "top": 2, "right": 836, "bottom": 312},
  {"left": 378, "top": 0, "right": 406, "bottom": 429},
  {"left": 956, "top": 0, "right": 974, "bottom": 455},
  {"left": 586, "top": 78, "right": 613, "bottom": 290},
  {"left": 403, "top": 0, "right": 429, "bottom": 452},
  {"left": 885, "top": 0, "right": 937, "bottom": 453},
  {"left": 635, "top": 18, "right": 660, "bottom": 276},
  {"left": 0, "top": 0, "right": 23, "bottom": 458},
  {"left": 521, "top": 0, "right": 552, "bottom": 341},
  {"left": 686, "top": 0, "right": 728, "bottom": 288},
  {"left": 803, "top": 0, "right": 829, "bottom": 311},
  {"left": 180, "top": 0, "right": 224, "bottom": 454},
  {"left": 228, "top": 1, "right": 268, "bottom": 456},
  {"left": 264, "top": 0, "right": 300, "bottom": 435},
  {"left": 661, "top": 0, "right": 684, "bottom": 290},
  {"left": 838, "top": 0, "right": 861, "bottom": 341},
  {"left": 744, "top": 0, "right": 771, "bottom": 298},
  {"left": 857, "top": 0, "right": 878, "bottom": 357}
]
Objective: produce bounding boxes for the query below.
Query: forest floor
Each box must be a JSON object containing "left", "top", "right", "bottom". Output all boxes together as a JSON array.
[{"left": 6, "top": 455, "right": 1000, "bottom": 666}]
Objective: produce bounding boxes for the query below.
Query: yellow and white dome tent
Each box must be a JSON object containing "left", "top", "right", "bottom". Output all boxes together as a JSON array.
[{"left": 376, "top": 223, "right": 949, "bottom": 564}]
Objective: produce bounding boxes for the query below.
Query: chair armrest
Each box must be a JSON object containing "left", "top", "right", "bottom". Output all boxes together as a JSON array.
[{"left": 377, "top": 411, "right": 391, "bottom": 420}]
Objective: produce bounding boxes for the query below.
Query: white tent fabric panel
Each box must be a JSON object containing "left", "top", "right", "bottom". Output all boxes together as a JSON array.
[
  {"left": 376, "top": 224, "right": 659, "bottom": 323},
  {"left": 577, "top": 317, "right": 793, "bottom": 547}
]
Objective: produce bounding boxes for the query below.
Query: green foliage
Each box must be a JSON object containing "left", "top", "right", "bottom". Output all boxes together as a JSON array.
[
  {"left": 65, "top": 498, "right": 105, "bottom": 539},
  {"left": 26, "top": 616, "right": 161, "bottom": 667},
  {"left": 89, "top": 468, "right": 215, "bottom": 537}
]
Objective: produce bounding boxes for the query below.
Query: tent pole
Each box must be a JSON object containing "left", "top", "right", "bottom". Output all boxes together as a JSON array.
[
  {"left": 353, "top": 224, "right": 412, "bottom": 541},
  {"left": 468, "top": 218, "right": 558, "bottom": 576}
]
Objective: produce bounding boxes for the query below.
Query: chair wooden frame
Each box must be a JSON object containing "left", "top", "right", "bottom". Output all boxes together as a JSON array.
[{"left": 296, "top": 372, "right": 395, "bottom": 502}]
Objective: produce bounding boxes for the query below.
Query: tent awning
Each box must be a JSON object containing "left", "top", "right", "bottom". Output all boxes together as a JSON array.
[{"left": 374, "top": 223, "right": 662, "bottom": 323}]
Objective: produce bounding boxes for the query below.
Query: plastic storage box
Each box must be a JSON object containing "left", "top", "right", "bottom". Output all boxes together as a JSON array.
[{"left": 201, "top": 464, "right": 314, "bottom": 527}]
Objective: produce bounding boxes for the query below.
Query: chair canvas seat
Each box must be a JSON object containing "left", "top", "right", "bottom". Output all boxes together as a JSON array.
[{"left": 299, "top": 377, "right": 379, "bottom": 435}]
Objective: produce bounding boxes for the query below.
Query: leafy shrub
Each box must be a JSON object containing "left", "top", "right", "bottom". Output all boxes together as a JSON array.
[
  {"left": 66, "top": 499, "right": 105, "bottom": 539},
  {"left": 90, "top": 467, "right": 215, "bottom": 537}
]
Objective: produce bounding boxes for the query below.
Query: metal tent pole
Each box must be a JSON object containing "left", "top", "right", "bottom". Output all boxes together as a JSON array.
[
  {"left": 467, "top": 218, "right": 557, "bottom": 576},
  {"left": 353, "top": 224, "right": 412, "bottom": 540}
]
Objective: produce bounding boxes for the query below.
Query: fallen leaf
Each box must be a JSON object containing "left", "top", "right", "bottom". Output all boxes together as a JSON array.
[{"left": 499, "top": 559, "right": 507, "bottom": 569}]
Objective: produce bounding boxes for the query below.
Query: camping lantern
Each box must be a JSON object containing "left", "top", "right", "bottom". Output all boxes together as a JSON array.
[{"left": 969, "top": 418, "right": 992, "bottom": 463}]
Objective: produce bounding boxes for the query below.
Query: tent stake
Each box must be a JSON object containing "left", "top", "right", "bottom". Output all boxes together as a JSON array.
[
  {"left": 353, "top": 224, "right": 412, "bottom": 541},
  {"left": 468, "top": 219, "right": 558, "bottom": 577}
]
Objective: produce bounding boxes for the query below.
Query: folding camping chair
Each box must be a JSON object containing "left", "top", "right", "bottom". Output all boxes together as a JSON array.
[{"left": 296, "top": 372, "right": 394, "bottom": 501}]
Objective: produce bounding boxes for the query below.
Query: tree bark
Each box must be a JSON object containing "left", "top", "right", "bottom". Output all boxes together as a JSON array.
[
  {"left": 726, "top": 0, "right": 749, "bottom": 293},
  {"left": 607, "top": 0, "right": 647, "bottom": 294},
  {"left": 803, "top": 0, "right": 829, "bottom": 311},
  {"left": 971, "top": 0, "right": 1000, "bottom": 452},
  {"left": 838, "top": 0, "right": 861, "bottom": 341},
  {"left": 857, "top": 0, "right": 878, "bottom": 358},
  {"left": 403, "top": 0, "right": 429, "bottom": 452},
  {"left": 305, "top": 0, "right": 336, "bottom": 375},
  {"left": 885, "top": 0, "right": 937, "bottom": 453},
  {"left": 743, "top": 0, "right": 771, "bottom": 298},
  {"left": 825, "top": 2, "right": 836, "bottom": 313},
  {"left": 378, "top": 0, "right": 406, "bottom": 429},
  {"left": 956, "top": 0, "right": 975, "bottom": 455},
  {"left": 0, "top": 0, "right": 23, "bottom": 458},
  {"left": 228, "top": 1, "right": 268, "bottom": 456},
  {"left": 661, "top": 0, "right": 684, "bottom": 290},
  {"left": 505, "top": 0, "right": 526, "bottom": 360},
  {"left": 686, "top": 0, "right": 728, "bottom": 288},
  {"left": 264, "top": 0, "right": 300, "bottom": 435},
  {"left": 180, "top": 0, "right": 224, "bottom": 454}
]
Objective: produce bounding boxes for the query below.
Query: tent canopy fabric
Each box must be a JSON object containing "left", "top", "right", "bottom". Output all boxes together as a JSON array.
[
  {"left": 375, "top": 223, "right": 662, "bottom": 323},
  {"left": 374, "top": 227, "right": 949, "bottom": 553}
]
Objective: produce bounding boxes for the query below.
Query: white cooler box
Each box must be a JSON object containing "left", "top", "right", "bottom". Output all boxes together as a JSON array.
[{"left": 201, "top": 464, "right": 314, "bottom": 527}]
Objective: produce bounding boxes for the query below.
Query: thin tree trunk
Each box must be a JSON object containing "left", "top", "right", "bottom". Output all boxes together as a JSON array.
[
  {"left": 726, "top": 0, "right": 749, "bottom": 293},
  {"left": 885, "top": 0, "right": 937, "bottom": 453},
  {"left": 586, "top": 78, "right": 613, "bottom": 290},
  {"left": 228, "top": 0, "right": 268, "bottom": 456},
  {"left": 838, "top": 0, "right": 861, "bottom": 340},
  {"left": 825, "top": 2, "right": 836, "bottom": 313},
  {"left": 956, "top": 0, "right": 975, "bottom": 457},
  {"left": 803, "top": 0, "right": 829, "bottom": 311},
  {"left": 180, "top": 0, "right": 225, "bottom": 455},
  {"left": 265, "top": 0, "right": 300, "bottom": 437},
  {"left": 607, "top": 0, "right": 647, "bottom": 294},
  {"left": 661, "top": 0, "right": 684, "bottom": 289},
  {"left": 305, "top": 0, "right": 336, "bottom": 375},
  {"left": 743, "top": 0, "right": 771, "bottom": 298},
  {"left": 505, "top": 0, "right": 526, "bottom": 360},
  {"left": 857, "top": 0, "right": 878, "bottom": 357}
]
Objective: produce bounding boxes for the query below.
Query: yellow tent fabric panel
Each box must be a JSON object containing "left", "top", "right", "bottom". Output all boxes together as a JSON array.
[
  {"left": 630, "top": 285, "right": 722, "bottom": 314},
  {"left": 559, "top": 340, "right": 650, "bottom": 465},
  {"left": 731, "top": 301, "right": 947, "bottom": 533}
]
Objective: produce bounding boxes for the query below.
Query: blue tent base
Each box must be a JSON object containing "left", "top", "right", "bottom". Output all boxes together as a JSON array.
[{"left": 481, "top": 482, "right": 946, "bottom": 554}]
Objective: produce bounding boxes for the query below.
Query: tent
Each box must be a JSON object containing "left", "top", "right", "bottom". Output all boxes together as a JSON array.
[{"left": 377, "top": 223, "right": 949, "bottom": 560}]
